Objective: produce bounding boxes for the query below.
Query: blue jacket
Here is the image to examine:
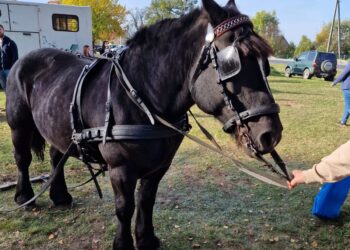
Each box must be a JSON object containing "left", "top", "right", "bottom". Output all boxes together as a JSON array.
[
  {"left": 0, "top": 36, "right": 18, "bottom": 71},
  {"left": 334, "top": 62, "right": 350, "bottom": 90}
]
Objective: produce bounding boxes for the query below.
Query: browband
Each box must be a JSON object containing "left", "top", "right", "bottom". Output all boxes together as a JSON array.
[{"left": 214, "top": 15, "right": 253, "bottom": 38}]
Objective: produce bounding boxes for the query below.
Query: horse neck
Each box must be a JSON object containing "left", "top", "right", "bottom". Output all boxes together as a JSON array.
[{"left": 122, "top": 11, "right": 208, "bottom": 121}]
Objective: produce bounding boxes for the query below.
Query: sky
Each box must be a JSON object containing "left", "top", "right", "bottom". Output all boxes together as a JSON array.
[{"left": 20, "top": 0, "right": 350, "bottom": 44}]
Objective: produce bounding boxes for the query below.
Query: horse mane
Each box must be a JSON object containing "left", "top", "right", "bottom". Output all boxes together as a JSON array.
[
  {"left": 126, "top": 9, "right": 203, "bottom": 49},
  {"left": 127, "top": 8, "right": 273, "bottom": 59}
]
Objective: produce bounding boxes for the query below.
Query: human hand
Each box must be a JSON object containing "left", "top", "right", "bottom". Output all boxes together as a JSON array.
[
  {"left": 287, "top": 170, "right": 306, "bottom": 190},
  {"left": 331, "top": 82, "right": 336, "bottom": 87}
]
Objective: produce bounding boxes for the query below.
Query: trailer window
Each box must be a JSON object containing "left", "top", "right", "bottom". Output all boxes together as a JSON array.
[{"left": 52, "top": 14, "right": 79, "bottom": 32}]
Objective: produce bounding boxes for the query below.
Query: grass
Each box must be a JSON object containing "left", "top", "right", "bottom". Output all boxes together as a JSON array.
[{"left": 1, "top": 64, "right": 350, "bottom": 249}]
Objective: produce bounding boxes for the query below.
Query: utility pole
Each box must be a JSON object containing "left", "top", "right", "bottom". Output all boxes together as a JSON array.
[{"left": 327, "top": 0, "right": 341, "bottom": 58}]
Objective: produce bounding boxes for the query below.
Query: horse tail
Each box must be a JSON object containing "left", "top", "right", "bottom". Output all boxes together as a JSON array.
[{"left": 31, "top": 126, "right": 46, "bottom": 161}]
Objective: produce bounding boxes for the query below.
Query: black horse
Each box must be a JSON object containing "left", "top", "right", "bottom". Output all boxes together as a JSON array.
[{"left": 6, "top": 0, "right": 282, "bottom": 249}]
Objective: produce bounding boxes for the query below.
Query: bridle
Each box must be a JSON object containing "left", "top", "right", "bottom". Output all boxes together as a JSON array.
[
  {"left": 190, "top": 15, "right": 291, "bottom": 180},
  {"left": 191, "top": 14, "right": 280, "bottom": 132}
]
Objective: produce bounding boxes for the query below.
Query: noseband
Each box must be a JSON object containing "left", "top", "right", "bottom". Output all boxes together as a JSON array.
[{"left": 191, "top": 14, "right": 280, "bottom": 133}]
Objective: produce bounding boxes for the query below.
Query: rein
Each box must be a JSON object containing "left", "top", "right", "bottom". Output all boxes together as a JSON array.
[{"left": 110, "top": 56, "right": 291, "bottom": 187}]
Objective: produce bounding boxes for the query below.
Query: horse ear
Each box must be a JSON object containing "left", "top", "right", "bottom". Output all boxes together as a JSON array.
[
  {"left": 202, "top": 0, "right": 226, "bottom": 25},
  {"left": 225, "top": 0, "right": 236, "bottom": 9}
]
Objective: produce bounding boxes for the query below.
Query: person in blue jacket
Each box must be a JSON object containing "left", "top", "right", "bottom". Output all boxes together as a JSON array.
[
  {"left": 0, "top": 24, "right": 18, "bottom": 91},
  {"left": 333, "top": 61, "right": 350, "bottom": 126}
]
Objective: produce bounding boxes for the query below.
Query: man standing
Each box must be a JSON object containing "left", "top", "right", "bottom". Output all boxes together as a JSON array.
[
  {"left": 332, "top": 61, "right": 350, "bottom": 126},
  {"left": 0, "top": 24, "right": 18, "bottom": 91}
]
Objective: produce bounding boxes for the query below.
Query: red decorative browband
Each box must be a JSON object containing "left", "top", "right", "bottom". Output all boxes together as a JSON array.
[{"left": 214, "top": 15, "right": 253, "bottom": 38}]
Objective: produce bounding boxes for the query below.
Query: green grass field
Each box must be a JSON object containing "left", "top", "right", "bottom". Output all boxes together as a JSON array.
[{"left": 1, "top": 65, "right": 350, "bottom": 249}]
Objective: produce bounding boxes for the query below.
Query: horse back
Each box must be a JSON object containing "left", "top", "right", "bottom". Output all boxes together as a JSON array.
[{"left": 6, "top": 49, "right": 90, "bottom": 150}]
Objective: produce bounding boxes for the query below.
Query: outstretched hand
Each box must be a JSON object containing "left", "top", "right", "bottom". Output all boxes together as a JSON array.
[{"left": 287, "top": 170, "right": 306, "bottom": 190}]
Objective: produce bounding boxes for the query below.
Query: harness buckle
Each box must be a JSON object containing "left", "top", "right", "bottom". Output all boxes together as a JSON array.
[
  {"left": 72, "top": 131, "right": 82, "bottom": 144},
  {"left": 130, "top": 89, "right": 138, "bottom": 98}
]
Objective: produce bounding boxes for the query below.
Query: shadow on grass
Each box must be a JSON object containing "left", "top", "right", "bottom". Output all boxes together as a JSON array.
[
  {"left": 270, "top": 66, "right": 284, "bottom": 77},
  {"left": 271, "top": 88, "right": 323, "bottom": 96},
  {"left": 0, "top": 111, "right": 6, "bottom": 123}
]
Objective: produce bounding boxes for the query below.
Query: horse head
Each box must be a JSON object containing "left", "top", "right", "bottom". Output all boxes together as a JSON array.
[{"left": 191, "top": 0, "right": 283, "bottom": 156}]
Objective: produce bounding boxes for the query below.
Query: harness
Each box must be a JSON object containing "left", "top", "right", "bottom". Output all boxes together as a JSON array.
[
  {"left": 69, "top": 57, "right": 189, "bottom": 164},
  {"left": 0, "top": 14, "right": 292, "bottom": 213}
]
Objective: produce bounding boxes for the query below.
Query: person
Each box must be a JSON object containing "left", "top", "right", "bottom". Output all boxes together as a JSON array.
[
  {"left": 332, "top": 61, "right": 350, "bottom": 126},
  {"left": 99, "top": 41, "right": 109, "bottom": 55},
  {"left": 0, "top": 24, "right": 18, "bottom": 91},
  {"left": 82, "top": 44, "right": 92, "bottom": 57},
  {"left": 288, "top": 140, "right": 350, "bottom": 189}
]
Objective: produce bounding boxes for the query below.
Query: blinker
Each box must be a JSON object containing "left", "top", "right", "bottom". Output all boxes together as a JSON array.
[{"left": 216, "top": 45, "right": 241, "bottom": 81}]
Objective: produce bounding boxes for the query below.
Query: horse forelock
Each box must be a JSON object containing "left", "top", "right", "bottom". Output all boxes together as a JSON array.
[{"left": 237, "top": 31, "right": 273, "bottom": 58}]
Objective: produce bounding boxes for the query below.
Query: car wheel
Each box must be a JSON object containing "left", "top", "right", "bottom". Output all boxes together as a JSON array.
[
  {"left": 285, "top": 67, "right": 292, "bottom": 77},
  {"left": 324, "top": 75, "right": 335, "bottom": 81},
  {"left": 303, "top": 68, "right": 312, "bottom": 79}
]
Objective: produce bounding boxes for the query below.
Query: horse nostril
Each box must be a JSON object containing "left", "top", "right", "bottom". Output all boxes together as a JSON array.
[{"left": 257, "top": 131, "right": 274, "bottom": 152}]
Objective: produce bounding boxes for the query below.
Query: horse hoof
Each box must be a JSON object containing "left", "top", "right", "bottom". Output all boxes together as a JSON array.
[
  {"left": 113, "top": 237, "right": 135, "bottom": 250},
  {"left": 50, "top": 192, "right": 73, "bottom": 206},
  {"left": 14, "top": 193, "right": 35, "bottom": 206},
  {"left": 137, "top": 236, "right": 160, "bottom": 250}
]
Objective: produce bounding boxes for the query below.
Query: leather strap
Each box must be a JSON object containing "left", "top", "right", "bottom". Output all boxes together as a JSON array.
[
  {"left": 223, "top": 103, "right": 280, "bottom": 132},
  {"left": 214, "top": 15, "right": 253, "bottom": 38}
]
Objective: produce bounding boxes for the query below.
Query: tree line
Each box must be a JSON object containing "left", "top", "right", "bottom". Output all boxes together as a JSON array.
[
  {"left": 61, "top": 0, "right": 350, "bottom": 59},
  {"left": 252, "top": 11, "right": 350, "bottom": 59}
]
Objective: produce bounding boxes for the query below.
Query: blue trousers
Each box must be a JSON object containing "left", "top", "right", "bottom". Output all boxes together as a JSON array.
[
  {"left": 341, "top": 89, "right": 350, "bottom": 125},
  {"left": 0, "top": 69, "right": 10, "bottom": 91},
  {"left": 312, "top": 177, "right": 350, "bottom": 219}
]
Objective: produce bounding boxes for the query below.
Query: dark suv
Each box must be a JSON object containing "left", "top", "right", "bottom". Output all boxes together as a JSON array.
[{"left": 285, "top": 51, "right": 337, "bottom": 81}]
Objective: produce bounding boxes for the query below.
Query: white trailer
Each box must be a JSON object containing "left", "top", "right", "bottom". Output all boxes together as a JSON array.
[{"left": 0, "top": 0, "right": 92, "bottom": 57}]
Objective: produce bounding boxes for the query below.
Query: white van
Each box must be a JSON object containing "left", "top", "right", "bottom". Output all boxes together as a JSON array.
[{"left": 0, "top": 0, "right": 92, "bottom": 57}]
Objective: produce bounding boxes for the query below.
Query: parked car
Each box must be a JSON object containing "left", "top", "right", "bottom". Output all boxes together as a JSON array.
[{"left": 285, "top": 51, "right": 337, "bottom": 81}]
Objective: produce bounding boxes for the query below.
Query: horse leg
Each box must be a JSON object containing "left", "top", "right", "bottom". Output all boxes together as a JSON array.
[
  {"left": 110, "top": 165, "right": 137, "bottom": 250},
  {"left": 12, "top": 127, "right": 35, "bottom": 205},
  {"left": 135, "top": 167, "right": 169, "bottom": 250},
  {"left": 49, "top": 146, "right": 73, "bottom": 206}
]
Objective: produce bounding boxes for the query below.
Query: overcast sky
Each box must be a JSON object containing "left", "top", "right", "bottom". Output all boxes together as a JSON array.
[{"left": 20, "top": 0, "right": 350, "bottom": 44}]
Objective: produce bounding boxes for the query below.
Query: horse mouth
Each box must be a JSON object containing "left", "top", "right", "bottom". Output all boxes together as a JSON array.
[{"left": 235, "top": 128, "right": 281, "bottom": 157}]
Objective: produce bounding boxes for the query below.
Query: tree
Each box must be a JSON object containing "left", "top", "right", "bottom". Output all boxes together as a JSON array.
[
  {"left": 60, "top": 0, "right": 127, "bottom": 43},
  {"left": 284, "top": 42, "right": 296, "bottom": 59},
  {"left": 294, "top": 35, "right": 314, "bottom": 56},
  {"left": 252, "top": 11, "right": 279, "bottom": 39},
  {"left": 125, "top": 8, "right": 147, "bottom": 38},
  {"left": 145, "top": 0, "right": 198, "bottom": 25},
  {"left": 251, "top": 11, "right": 290, "bottom": 58},
  {"left": 315, "top": 20, "right": 350, "bottom": 58}
]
